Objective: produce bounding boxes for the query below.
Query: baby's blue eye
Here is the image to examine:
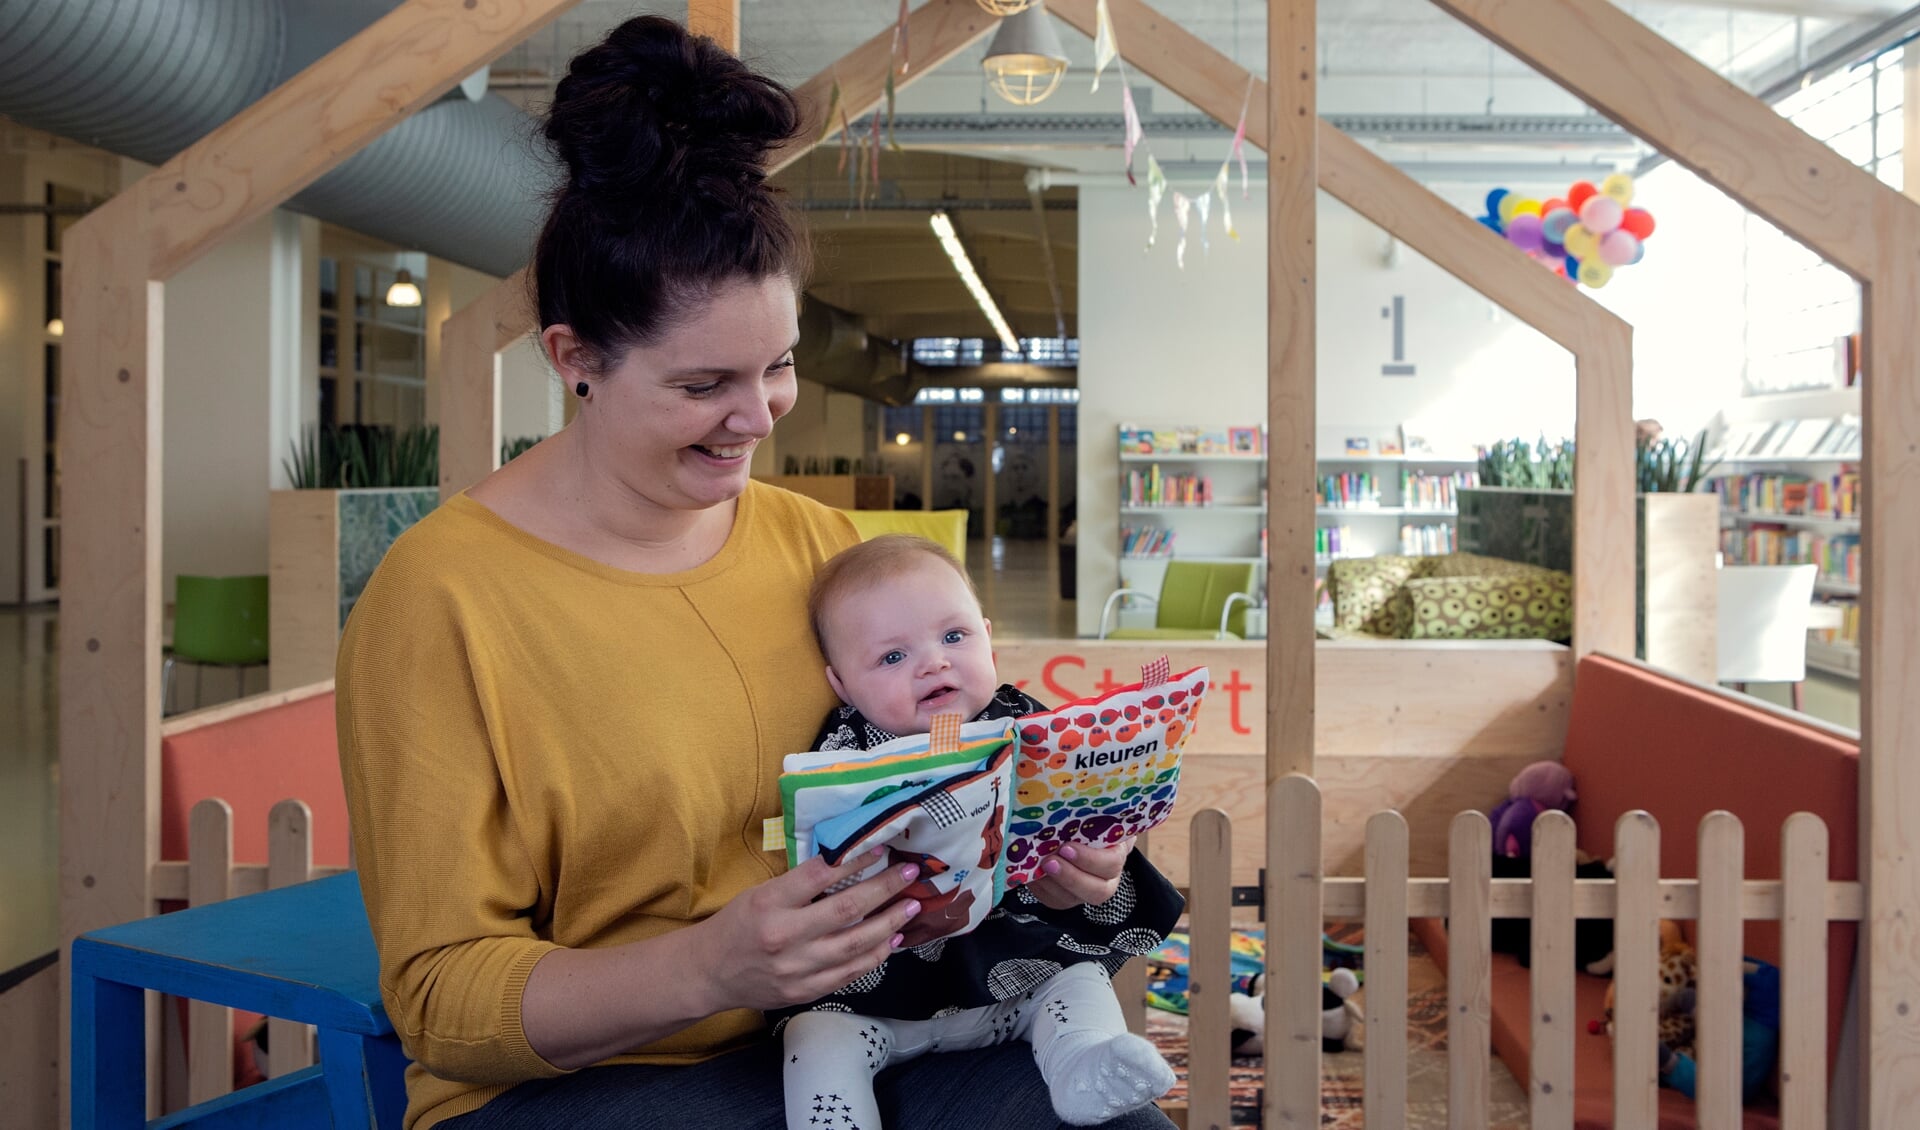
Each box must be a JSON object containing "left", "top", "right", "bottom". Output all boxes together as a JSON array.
[
  {"left": 882, "top": 650, "right": 906, "bottom": 666},
  {"left": 943, "top": 630, "right": 965, "bottom": 644}
]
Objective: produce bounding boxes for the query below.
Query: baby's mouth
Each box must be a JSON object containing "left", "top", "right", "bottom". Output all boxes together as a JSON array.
[{"left": 919, "top": 684, "right": 959, "bottom": 705}]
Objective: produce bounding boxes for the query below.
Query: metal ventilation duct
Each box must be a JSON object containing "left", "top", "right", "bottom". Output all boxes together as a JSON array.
[
  {"left": 796, "top": 297, "right": 918, "bottom": 407},
  {"left": 0, "top": 0, "right": 548, "bottom": 277}
]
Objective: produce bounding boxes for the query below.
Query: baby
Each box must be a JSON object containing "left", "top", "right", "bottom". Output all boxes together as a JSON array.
[{"left": 777, "top": 534, "right": 1183, "bottom": 1130}]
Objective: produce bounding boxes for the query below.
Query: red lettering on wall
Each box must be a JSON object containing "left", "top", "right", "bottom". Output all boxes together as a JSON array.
[
  {"left": 1224, "top": 669, "right": 1253, "bottom": 735},
  {"left": 1096, "top": 667, "right": 1125, "bottom": 696},
  {"left": 1042, "top": 654, "right": 1086, "bottom": 702}
]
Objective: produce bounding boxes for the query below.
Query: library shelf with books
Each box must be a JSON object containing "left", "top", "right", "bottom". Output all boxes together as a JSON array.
[
  {"left": 1707, "top": 385, "right": 1865, "bottom": 682},
  {"left": 1113, "top": 425, "right": 1271, "bottom": 630}
]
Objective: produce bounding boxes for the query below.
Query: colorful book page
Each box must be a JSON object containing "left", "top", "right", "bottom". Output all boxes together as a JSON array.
[{"left": 1003, "top": 666, "right": 1209, "bottom": 885}]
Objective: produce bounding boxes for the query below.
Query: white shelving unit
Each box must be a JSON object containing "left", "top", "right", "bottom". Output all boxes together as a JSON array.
[
  {"left": 1711, "top": 386, "right": 1863, "bottom": 681},
  {"left": 1115, "top": 443, "right": 1268, "bottom": 628}
]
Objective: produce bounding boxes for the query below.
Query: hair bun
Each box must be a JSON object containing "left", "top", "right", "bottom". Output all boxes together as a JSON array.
[{"left": 544, "top": 15, "right": 800, "bottom": 209}]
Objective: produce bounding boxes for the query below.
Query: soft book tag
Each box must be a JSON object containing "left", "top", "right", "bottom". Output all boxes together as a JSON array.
[{"left": 1002, "top": 664, "right": 1210, "bottom": 886}]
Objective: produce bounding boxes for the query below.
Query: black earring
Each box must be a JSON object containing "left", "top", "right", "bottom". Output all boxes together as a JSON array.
[{"left": 575, "top": 381, "right": 590, "bottom": 399}]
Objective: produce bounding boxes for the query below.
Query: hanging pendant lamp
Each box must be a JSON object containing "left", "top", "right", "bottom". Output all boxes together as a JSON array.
[
  {"left": 982, "top": 2, "right": 1069, "bottom": 106},
  {"left": 975, "top": 0, "right": 1036, "bottom": 15}
]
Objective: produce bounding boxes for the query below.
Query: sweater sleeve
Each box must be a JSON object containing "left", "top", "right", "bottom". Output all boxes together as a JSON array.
[{"left": 336, "top": 546, "right": 566, "bottom": 1086}]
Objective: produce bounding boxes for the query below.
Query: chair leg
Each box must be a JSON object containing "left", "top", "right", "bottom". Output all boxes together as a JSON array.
[
  {"left": 316, "top": 1028, "right": 411, "bottom": 1130},
  {"left": 71, "top": 960, "right": 146, "bottom": 1130},
  {"left": 162, "top": 656, "right": 175, "bottom": 716}
]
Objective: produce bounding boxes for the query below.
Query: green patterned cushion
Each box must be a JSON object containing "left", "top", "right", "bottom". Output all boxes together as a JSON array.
[
  {"left": 1423, "top": 551, "right": 1551, "bottom": 581},
  {"left": 1393, "top": 573, "right": 1574, "bottom": 641},
  {"left": 1329, "top": 556, "right": 1422, "bottom": 638}
]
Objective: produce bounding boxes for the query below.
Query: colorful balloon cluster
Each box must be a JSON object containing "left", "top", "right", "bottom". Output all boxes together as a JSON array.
[{"left": 1476, "top": 174, "right": 1656, "bottom": 289}]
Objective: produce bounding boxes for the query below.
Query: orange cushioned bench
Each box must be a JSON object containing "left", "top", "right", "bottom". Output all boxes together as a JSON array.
[
  {"left": 160, "top": 684, "right": 349, "bottom": 1088},
  {"left": 1414, "top": 654, "right": 1858, "bottom": 1130}
]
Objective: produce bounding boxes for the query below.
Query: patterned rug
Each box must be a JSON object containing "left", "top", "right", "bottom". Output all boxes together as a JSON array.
[{"left": 1144, "top": 924, "right": 1530, "bottom": 1128}]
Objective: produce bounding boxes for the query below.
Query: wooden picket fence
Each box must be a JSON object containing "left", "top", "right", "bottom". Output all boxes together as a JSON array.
[
  {"left": 1175, "top": 775, "right": 1861, "bottom": 1130},
  {"left": 149, "top": 778, "right": 1862, "bottom": 1129},
  {"left": 147, "top": 798, "right": 350, "bottom": 1108}
]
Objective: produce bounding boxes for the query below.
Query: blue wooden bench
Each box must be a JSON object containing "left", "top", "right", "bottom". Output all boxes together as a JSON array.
[{"left": 72, "top": 873, "right": 408, "bottom": 1129}]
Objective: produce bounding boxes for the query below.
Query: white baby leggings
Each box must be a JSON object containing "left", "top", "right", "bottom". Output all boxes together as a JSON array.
[{"left": 780, "top": 962, "right": 1174, "bottom": 1130}]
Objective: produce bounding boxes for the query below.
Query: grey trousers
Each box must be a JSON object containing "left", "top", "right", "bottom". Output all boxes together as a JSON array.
[{"left": 436, "top": 1038, "right": 1178, "bottom": 1129}]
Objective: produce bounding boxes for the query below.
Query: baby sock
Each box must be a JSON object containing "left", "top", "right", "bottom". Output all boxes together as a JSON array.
[{"left": 1028, "top": 965, "right": 1175, "bottom": 1126}]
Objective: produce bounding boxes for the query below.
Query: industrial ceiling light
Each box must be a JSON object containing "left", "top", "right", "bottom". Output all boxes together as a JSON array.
[
  {"left": 928, "top": 211, "right": 1020, "bottom": 355},
  {"left": 982, "top": 2, "right": 1069, "bottom": 106},
  {"left": 384, "top": 268, "right": 422, "bottom": 308},
  {"left": 46, "top": 317, "right": 63, "bottom": 338},
  {"left": 975, "top": 0, "right": 1036, "bottom": 15}
]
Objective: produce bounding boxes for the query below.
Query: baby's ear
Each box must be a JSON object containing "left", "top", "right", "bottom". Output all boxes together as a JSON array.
[
  {"left": 983, "top": 617, "right": 993, "bottom": 638},
  {"left": 825, "top": 664, "right": 850, "bottom": 704}
]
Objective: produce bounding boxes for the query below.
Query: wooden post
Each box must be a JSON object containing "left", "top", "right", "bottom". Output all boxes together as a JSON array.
[
  {"left": 1049, "top": 0, "right": 1638, "bottom": 665},
  {"left": 59, "top": 0, "right": 588, "bottom": 1115},
  {"left": 1265, "top": 0, "right": 1317, "bottom": 783},
  {"left": 922, "top": 405, "right": 936, "bottom": 511},
  {"left": 1046, "top": 403, "right": 1060, "bottom": 562},
  {"left": 438, "top": 0, "right": 999, "bottom": 498},
  {"left": 1412, "top": 0, "right": 1920, "bottom": 1113},
  {"left": 687, "top": 0, "right": 739, "bottom": 50}
]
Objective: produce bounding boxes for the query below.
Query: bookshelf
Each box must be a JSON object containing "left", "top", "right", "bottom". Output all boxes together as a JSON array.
[
  {"left": 1114, "top": 424, "right": 1479, "bottom": 632},
  {"left": 1708, "top": 386, "right": 1863, "bottom": 680}
]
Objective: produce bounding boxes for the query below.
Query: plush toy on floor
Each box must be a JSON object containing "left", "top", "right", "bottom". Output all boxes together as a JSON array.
[
  {"left": 1227, "top": 968, "right": 1362, "bottom": 1057},
  {"left": 1489, "top": 760, "right": 1577, "bottom": 860}
]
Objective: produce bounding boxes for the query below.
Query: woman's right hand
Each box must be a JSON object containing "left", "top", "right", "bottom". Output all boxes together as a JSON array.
[{"left": 695, "top": 848, "right": 926, "bottom": 1012}]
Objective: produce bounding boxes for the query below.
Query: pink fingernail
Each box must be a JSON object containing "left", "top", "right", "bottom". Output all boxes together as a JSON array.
[
  {"left": 899, "top": 864, "right": 920, "bottom": 882},
  {"left": 1043, "top": 859, "right": 1062, "bottom": 876},
  {"left": 1059, "top": 845, "right": 1079, "bottom": 861},
  {"left": 890, "top": 933, "right": 905, "bottom": 949},
  {"left": 902, "top": 899, "right": 923, "bottom": 917}
]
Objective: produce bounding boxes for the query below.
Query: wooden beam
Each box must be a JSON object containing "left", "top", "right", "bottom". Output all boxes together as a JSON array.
[
  {"left": 688, "top": 0, "right": 740, "bottom": 51},
  {"left": 60, "top": 0, "right": 589, "bottom": 1116},
  {"left": 1049, "top": 0, "right": 1637, "bottom": 661},
  {"left": 439, "top": 273, "right": 532, "bottom": 501},
  {"left": 441, "top": 0, "right": 999, "bottom": 498},
  {"left": 1266, "top": 0, "right": 1317, "bottom": 796},
  {"left": 1423, "top": 0, "right": 1920, "bottom": 1117}
]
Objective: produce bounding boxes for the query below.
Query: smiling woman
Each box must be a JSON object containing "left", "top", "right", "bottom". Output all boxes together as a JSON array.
[{"left": 332, "top": 14, "right": 1173, "bottom": 1130}]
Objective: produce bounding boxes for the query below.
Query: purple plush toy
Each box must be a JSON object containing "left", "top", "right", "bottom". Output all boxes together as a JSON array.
[{"left": 1489, "top": 761, "right": 1577, "bottom": 859}]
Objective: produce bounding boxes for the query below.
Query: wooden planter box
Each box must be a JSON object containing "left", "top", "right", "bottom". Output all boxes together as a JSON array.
[
  {"left": 759, "top": 474, "right": 894, "bottom": 510},
  {"left": 1457, "top": 487, "right": 1721, "bottom": 681},
  {"left": 268, "top": 487, "right": 438, "bottom": 689}
]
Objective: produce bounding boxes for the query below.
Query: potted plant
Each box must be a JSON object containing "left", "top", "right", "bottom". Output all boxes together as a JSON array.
[
  {"left": 1458, "top": 429, "right": 1721, "bottom": 679},
  {"left": 269, "top": 425, "right": 441, "bottom": 689}
]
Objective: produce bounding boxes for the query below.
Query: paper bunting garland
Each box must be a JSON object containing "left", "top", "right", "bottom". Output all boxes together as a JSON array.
[
  {"left": 1173, "top": 191, "right": 1191, "bottom": 269},
  {"left": 1091, "top": 0, "right": 1118, "bottom": 92},
  {"left": 1122, "top": 85, "right": 1145, "bottom": 185},
  {"left": 1215, "top": 162, "right": 1237, "bottom": 240},
  {"left": 1195, "top": 192, "right": 1211, "bottom": 256},
  {"left": 1231, "top": 77, "right": 1252, "bottom": 198},
  {"left": 820, "top": 79, "right": 844, "bottom": 146},
  {"left": 893, "top": 0, "right": 910, "bottom": 74},
  {"left": 1146, "top": 156, "right": 1167, "bottom": 247}
]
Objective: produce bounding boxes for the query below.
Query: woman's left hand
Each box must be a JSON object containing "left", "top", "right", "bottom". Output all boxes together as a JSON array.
[{"left": 1025, "top": 838, "right": 1135, "bottom": 910}]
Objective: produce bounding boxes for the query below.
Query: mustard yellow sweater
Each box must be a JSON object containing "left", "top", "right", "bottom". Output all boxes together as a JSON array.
[{"left": 336, "top": 483, "right": 859, "bottom": 1129}]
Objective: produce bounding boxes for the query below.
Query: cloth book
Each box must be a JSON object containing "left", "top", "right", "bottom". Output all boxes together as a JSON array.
[{"left": 775, "top": 661, "right": 1210, "bottom": 943}]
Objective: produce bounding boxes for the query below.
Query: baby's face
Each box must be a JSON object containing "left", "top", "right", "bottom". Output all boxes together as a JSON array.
[{"left": 823, "top": 557, "right": 998, "bottom": 737}]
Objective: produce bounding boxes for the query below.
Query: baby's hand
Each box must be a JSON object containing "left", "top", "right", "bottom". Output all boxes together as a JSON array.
[{"left": 1025, "top": 838, "right": 1134, "bottom": 910}]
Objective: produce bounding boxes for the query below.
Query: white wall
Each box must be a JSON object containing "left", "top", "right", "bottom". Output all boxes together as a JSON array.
[
  {"left": 1074, "top": 183, "right": 1577, "bottom": 634},
  {"left": 163, "top": 211, "right": 294, "bottom": 597}
]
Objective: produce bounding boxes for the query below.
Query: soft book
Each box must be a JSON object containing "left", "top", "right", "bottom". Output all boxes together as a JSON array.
[{"left": 773, "top": 660, "right": 1209, "bottom": 944}]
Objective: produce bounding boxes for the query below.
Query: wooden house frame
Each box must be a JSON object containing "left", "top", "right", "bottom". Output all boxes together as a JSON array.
[{"left": 52, "top": 0, "right": 1920, "bottom": 1120}]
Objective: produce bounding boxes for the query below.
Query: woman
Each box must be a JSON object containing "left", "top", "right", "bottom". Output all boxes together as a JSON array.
[{"left": 337, "top": 16, "right": 1177, "bottom": 1130}]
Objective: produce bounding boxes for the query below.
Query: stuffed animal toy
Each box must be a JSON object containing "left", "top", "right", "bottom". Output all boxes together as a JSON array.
[
  {"left": 1489, "top": 760, "right": 1577, "bottom": 860},
  {"left": 1597, "top": 920, "right": 1698, "bottom": 1052},
  {"left": 1227, "top": 968, "right": 1362, "bottom": 1057}
]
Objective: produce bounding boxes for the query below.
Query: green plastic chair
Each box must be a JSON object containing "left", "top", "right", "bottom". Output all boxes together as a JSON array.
[
  {"left": 165, "top": 574, "right": 269, "bottom": 714},
  {"left": 1097, "top": 560, "right": 1259, "bottom": 640}
]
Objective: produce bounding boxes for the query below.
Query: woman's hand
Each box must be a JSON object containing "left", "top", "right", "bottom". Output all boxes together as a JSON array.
[
  {"left": 1025, "top": 838, "right": 1135, "bottom": 910},
  {"left": 694, "top": 848, "right": 928, "bottom": 1013}
]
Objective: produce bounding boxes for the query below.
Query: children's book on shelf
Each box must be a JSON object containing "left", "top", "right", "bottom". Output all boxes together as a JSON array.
[
  {"left": 1376, "top": 426, "right": 1405, "bottom": 456},
  {"left": 1343, "top": 436, "right": 1372, "bottom": 455},
  {"left": 1229, "top": 427, "right": 1262, "bottom": 455},
  {"left": 1122, "top": 424, "right": 1266, "bottom": 458},
  {"left": 774, "top": 662, "right": 1209, "bottom": 943}
]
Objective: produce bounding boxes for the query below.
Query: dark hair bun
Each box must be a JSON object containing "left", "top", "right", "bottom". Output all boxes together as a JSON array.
[{"left": 544, "top": 15, "right": 800, "bottom": 210}]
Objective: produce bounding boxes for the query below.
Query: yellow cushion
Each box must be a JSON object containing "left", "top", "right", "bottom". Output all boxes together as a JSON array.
[{"left": 838, "top": 509, "right": 969, "bottom": 561}]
